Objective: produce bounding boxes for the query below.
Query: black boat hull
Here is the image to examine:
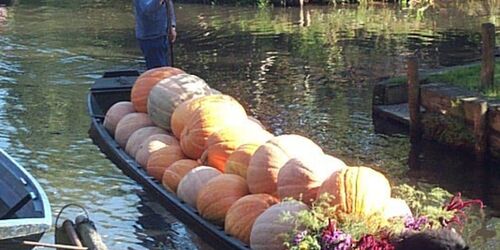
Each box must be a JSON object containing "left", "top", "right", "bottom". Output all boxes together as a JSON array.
[{"left": 87, "top": 70, "right": 249, "bottom": 250}]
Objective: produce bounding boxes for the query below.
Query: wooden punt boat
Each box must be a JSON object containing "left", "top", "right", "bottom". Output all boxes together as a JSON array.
[
  {"left": 0, "top": 149, "right": 51, "bottom": 250},
  {"left": 87, "top": 70, "right": 249, "bottom": 250}
]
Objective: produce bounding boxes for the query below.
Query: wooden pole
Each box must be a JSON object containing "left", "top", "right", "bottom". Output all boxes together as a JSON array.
[
  {"left": 464, "top": 99, "right": 489, "bottom": 165},
  {"left": 23, "top": 241, "right": 87, "bottom": 250},
  {"left": 480, "top": 23, "right": 495, "bottom": 89},
  {"left": 407, "top": 56, "right": 421, "bottom": 143},
  {"left": 75, "top": 215, "right": 108, "bottom": 250},
  {"left": 63, "top": 220, "right": 84, "bottom": 247}
]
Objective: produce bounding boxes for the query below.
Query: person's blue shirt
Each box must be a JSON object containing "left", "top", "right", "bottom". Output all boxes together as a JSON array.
[{"left": 133, "top": 0, "right": 176, "bottom": 40}]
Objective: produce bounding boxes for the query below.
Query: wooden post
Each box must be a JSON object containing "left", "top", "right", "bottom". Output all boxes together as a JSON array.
[
  {"left": 464, "top": 99, "right": 489, "bottom": 165},
  {"left": 75, "top": 215, "right": 108, "bottom": 250},
  {"left": 63, "top": 220, "right": 84, "bottom": 247},
  {"left": 407, "top": 56, "right": 421, "bottom": 143},
  {"left": 481, "top": 23, "right": 495, "bottom": 89}
]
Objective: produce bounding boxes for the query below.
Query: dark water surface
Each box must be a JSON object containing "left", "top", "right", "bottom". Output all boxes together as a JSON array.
[{"left": 0, "top": 1, "right": 499, "bottom": 249}]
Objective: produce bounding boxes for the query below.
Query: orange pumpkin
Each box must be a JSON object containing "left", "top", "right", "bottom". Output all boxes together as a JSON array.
[
  {"left": 180, "top": 95, "right": 248, "bottom": 159},
  {"left": 146, "top": 146, "right": 185, "bottom": 180},
  {"left": 161, "top": 159, "right": 200, "bottom": 193},
  {"left": 246, "top": 134, "right": 324, "bottom": 196},
  {"left": 200, "top": 121, "right": 273, "bottom": 171},
  {"left": 177, "top": 166, "right": 222, "bottom": 207},
  {"left": 224, "top": 194, "right": 279, "bottom": 244},
  {"left": 224, "top": 143, "right": 260, "bottom": 179},
  {"left": 147, "top": 73, "right": 213, "bottom": 130},
  {"left": 170, "top": 94, "right": 244, "bottom": 139},
  {"left": 135, "top": 134, "right": 179, "bottom": 167},
  {"left": 250, "top": 200, "right": 309, "bottom": 250},
  {"left": 277, "top": 154, "right": 346, "bottom": 206},
  {"left": 317, "top": 166, "right": 391, "bottom": 218},
  {"left": 196, "top": 174, "right": 249, "bottom": 226},
  {"left": 125, "top": 126, "right": 166, "bottom": 157},
  {"left": 130, "top": 67, "right": 184, "bottom": 112},
  {"left": 103, "top": 101, "right": 135, "bottom": 136},
  {"left": 115, "top": 113, "right": 154, "bottom": 148}
]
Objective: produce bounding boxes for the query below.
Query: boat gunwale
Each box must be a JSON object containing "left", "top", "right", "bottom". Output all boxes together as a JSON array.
[{"left": 0, "top": 149, "right": 52, "bottom": 240}]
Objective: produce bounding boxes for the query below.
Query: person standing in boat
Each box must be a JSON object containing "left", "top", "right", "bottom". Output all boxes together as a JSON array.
[{"left": 133, "top": 0, "right": 177, "bottom": 69}]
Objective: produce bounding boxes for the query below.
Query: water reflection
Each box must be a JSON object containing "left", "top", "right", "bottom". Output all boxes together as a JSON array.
[
  {"left": 0, "top": 0, "right": 498, "bottom": 248},
  {"left": 134, "top": 190, "right": 211, "bottom": 250}
]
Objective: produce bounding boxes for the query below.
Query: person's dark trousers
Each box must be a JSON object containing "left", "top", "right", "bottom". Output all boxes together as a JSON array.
[{"left": 138, "top": 35, "right": 170, "bottom": 69}]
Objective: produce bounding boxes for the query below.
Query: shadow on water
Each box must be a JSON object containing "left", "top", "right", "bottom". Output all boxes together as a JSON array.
[
  {"left": 134, "top": 190, "right": 212, "bottom": 250},
  {"left": 375, "top": 117, "right": 500, "bottom": 215}
]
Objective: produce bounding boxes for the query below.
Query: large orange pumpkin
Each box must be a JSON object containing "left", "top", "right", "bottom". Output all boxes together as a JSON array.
[
  {"left": 135, "top": 134, "right": 179, "bottom": 167},
  {"left": 176, "top": 166, "right": 222, "bottom": 207},
  {"left": 200, "top": 121, "right": 273, "bottom": 171},
  {"left": 161, "top": 159, "right": 200, "bottom": 193},
  {"left": 224, "top": 194, "right": 279, "bottom": 244},
  {"left": 115, "top": 113, "right": 154, "bottom": 148},
  {"left": 130, "top": 67, "right": 184, "bottom": 112},
  {"left": 146, "top": 146, "right": 185, "bottom": 180},
  {"left": 125, "top": 126, "right": 166, "bottom": 157},
  {"left": 250, "top": 200, "right": 309, "bottom": 250},
  {"left": 317, "top": 166, "right": 391, "bottom": 218},
  {"left": 147, "top": 73, "right": 213, "bottom": 130},
  {"left": 103, "top": 101, "right": 135, "bottom": 136},
  {"left": 246, "top": 134, "right": 324, "bottom": 196},
  {"left": 171, "top": 95, "right": 247, "bottom": 140},
  {"left": 196, "top": 174, "right": 249, "bottom": 226},
  {"left": 277, "top": 154, "right": 347, "bottom": 206},
  {"left": 224, "top": 143, "right": 260, "bottom": 179},
  {"left": 180, "top": 95, "right": 248, "bottom": 159}
]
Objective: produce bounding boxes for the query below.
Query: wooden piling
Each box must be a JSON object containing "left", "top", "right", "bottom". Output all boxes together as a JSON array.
[
  {"left": 75, "top": 215, "right": 108, "bottom": 250},
  {"left": 407, "top": 56, "right": 421, "bottom": 143},
  {"left": 464, "top": 98, "right": 489, "bottom": 165},
  {"left": 480, "top": 23, "right": 495, "bottom": 89},
  {"left": 63, "top": 219, "right": 84, "bottom": 248}
]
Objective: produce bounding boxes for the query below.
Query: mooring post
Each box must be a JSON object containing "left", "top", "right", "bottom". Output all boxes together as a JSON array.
[
  {"left": 481, "top": 23, "right": 495, "bottom": 89},
  {"left": 464, "top": 99, "right": 489, "bottom": 165},
  {"left": 407, "top": 56, "right": 421, "bottom": 143}
]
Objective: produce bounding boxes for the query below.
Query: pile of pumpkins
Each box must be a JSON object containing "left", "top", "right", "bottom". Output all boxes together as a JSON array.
[{"left": 103, "top": 67, "right": 412, "bottom": 250}]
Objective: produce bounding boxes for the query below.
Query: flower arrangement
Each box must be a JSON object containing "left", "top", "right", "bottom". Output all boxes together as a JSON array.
[{"left": 283, "top": 184, "right": 483, "bottom": 250}]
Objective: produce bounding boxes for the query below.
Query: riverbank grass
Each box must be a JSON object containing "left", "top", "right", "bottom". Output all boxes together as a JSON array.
[{"left": 389, "top": 62, "right": 500, "bottom": 99}]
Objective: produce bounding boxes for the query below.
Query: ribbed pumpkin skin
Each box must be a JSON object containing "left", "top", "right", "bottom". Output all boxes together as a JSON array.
[
  {"left": 277, "top": 154, "right": 347, "bottom": 206},
  {"left": 246, "top": 134, "right": 324, "bottom": 196},
  {"left": 125, "top": 126, "right": 166, "bottom": 157},
  {"left": 103, "top": 101, "right": 135, "bottom": 136},
  {"left": 135, "top": 134, "right": 179, "bottom": 167},
  {"left": 146, "top": 146, "right": 185, "bottom": 180},
  {"left": 224, "top": 194, "right": 279, "bottom": 244},
  {"left": 130, "top": 67, "right": 184, "bottom": 112},
  {"left": 224, "top": 143, "right": 260, "bottom": 179},
  {"left": 161, "top": 159, "right": 199, "bottom": 193},
  {"left": 382, "top": 198, "right": 412, "bottom": 219},
  {"left": 250, "top": 201, "right": 309, "bottom": 250},
  {"left": 196, "top": 174, "right": 249, "bottom": 226},
  {"left": 177, "top": 166, "right": 222, "bottom": 207},
  {"left": 180, "top": 95, "right": 248, "bottom": 159},
  {"left": 201, "top": 122, "right": 273, "bottom": 171},
  {"left": 115, "top": 113, "right": 154, "bottom": 148},
  {"left": 317, "top": 166, "right": 391, "bottom": 218},
  {"left": 147, "top": 74, "right": 213, "bottom": 130},
  {"left": 171, "top": 94, "right": 222, "bottom": 139}
]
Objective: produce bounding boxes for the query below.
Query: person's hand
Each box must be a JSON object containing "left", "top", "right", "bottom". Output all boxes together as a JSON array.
[{"left": 169, "top": 27, "right": 177, "bottom": 43}]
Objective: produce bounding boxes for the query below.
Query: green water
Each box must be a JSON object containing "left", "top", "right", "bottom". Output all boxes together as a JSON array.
[{"left": 0, "top": 1, "right": 499, "bottom": 249}]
